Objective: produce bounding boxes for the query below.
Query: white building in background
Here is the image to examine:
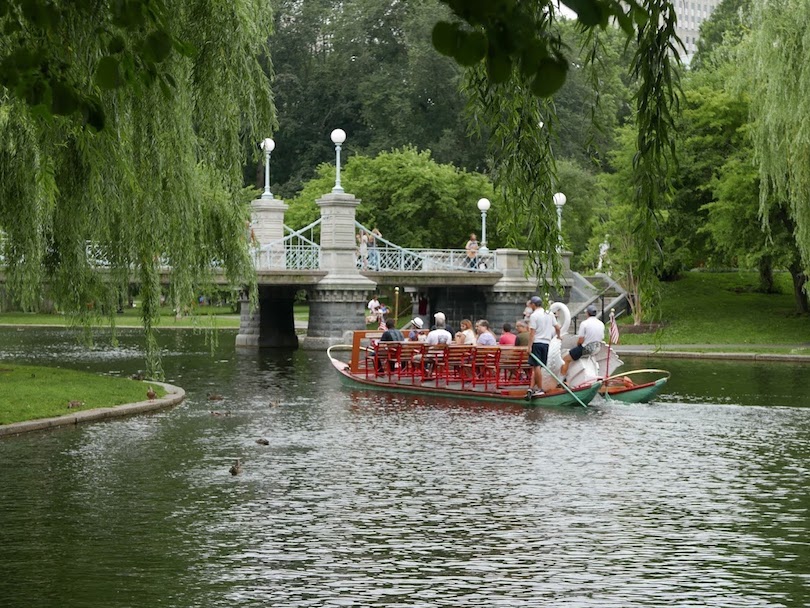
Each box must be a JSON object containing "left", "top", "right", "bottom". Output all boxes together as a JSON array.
[{"left": 675, "top": 0, "right": 723, "bottom": 63}]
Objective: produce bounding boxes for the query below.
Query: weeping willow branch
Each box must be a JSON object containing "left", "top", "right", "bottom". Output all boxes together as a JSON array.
[
  {"left": 628, "top": 0, "right": 682, "bottom": 319},
  {"left": 746, "top": 0, "right": 810, "bottom": 288},
  {"left": 463, "top": 67, "right": 563, "bottom": 292},
  {"left": 0, "top": 0, "right": 275, "bottom": 379}
]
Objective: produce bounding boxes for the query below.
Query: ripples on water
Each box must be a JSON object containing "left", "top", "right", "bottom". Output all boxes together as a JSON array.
[{"left": 0, "top": 328, "right": 808, "bottom": 607}]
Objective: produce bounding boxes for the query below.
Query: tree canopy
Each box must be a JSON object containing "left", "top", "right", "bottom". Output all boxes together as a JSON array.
[
  {"left": 0, "top": 0, "right": 274, "bottom": 377},
  {"left": 744, "top": 0, "right": 810, "bottom": 290},
  {"left": 286, "top": 147, "right": 495, "bottom": 250},
  {"left": 267, "top": 0, "right": 487, "bottom": 198}
]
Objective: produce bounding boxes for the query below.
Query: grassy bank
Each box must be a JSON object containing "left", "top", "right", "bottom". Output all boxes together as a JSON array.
[
  {"left": 618, "top": 271, "right": 810, "bottom": 351},
  {"left": 0, "top": 305, "right": 241, "bottom": 328},
  {"left": 0, "top": 364, "right": 165, "bottom": 425},
  {"left": 0, "top": 304, "right": 310, "bottom": 329}
]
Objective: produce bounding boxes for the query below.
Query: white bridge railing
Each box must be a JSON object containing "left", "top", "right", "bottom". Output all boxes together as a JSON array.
[
  {"left": 2, "top": 225, "right": 498, "bottom": 274},
  {"left": 253, "top": 219, "right": 322, "bottom": 270},
  {"left": 354, "top": 222, "right": 497, "bottom": 272}
]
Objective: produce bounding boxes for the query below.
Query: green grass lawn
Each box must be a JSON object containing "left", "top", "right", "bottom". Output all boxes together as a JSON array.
[
  {"left": 0, "top": 303, "right": 311, "bottom": 329},
  {"left": 618, "top": 271, "right": 810, "bottom": 347},
  {"left": 0, "top": 305, "right": 241, "bottom": 328},
  {"left": 0, "top": 364, "right": 165, "bottom": 425}
]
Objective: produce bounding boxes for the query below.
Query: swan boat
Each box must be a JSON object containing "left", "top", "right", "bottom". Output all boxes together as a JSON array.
[{"left": 327, "top": 329, "right": 602, "bottom": 409}]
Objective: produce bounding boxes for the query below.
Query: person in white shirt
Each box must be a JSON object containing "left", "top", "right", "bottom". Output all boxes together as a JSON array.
[
  {"left": 426, "top": 314, "right": 453, "bottom": 345},
  {"left": 455, "top": 319, "right": 476, "bottom": 345},
  {"left": 561, "top": 304, "right": 605, "bottom": 376},
  {"left": 527, "top": 295, "right": 560, "bottom": 396},
  {"left": 423, "top": 313, "right": 452, "bottom": 377}
]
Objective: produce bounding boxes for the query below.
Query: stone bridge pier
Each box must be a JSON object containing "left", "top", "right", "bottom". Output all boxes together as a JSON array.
[
  {"left": 236, "top": 189, "right": 376, "bottom": 350},
  {"left": 302, "top": 191, "right": 375, "bottom": 348},
  {"left": 484, "top": 249, "right": 571, "bottom": 327},
  {"left": 236, "top": 195, "right": 302, "bottom": 349}
]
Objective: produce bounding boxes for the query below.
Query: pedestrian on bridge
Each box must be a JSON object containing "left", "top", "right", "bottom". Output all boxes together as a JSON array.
[
  {"left": 465, "top": 233, "right": 479, "bottom": 269},
  {"left": 358, "top": 230, "right": 369, "bottom": 269},
  {"left": 368, "top": 226, "right": 381, "bottom": 270}
]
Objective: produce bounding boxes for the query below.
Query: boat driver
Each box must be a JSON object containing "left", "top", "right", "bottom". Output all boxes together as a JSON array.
[{"left": 561, "top": 304, "right": 605, "bottom": 377}]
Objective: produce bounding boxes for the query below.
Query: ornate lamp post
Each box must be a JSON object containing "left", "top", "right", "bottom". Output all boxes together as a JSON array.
[
  {"left": 260, "top": 138, "right": 275, "bottom": 200},
  {"left": 330, "top": 128, "right": 346, "bottom": 193},
  {"left": 477, "top": 197, "right": 491, "bottom": 256},
  {"left": 553, "top": 191, "right": 566, "bottom": 247},
  {"left": 394, "top": 286, "right": 400, "bottom": 322}
]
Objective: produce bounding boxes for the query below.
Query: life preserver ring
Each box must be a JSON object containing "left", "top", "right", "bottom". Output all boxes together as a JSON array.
[{"left": 549, "top": 301, "right": 571, "bottom": 335}]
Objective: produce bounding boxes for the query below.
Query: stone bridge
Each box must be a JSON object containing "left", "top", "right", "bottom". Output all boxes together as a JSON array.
[
  {"left": 239, "top": 189, "right": 580, "bottom": 349},
  {"left": 0, "top": 187, "right": 621, "bottom": 349}
]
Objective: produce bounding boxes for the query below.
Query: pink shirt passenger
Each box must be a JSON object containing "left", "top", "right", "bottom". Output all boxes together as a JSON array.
[
  {"left": 499, "top": 331, "right": 516, "bottom": 345},
  {"left": 499, "top": 323, "right": 517, "bottom": 345}
]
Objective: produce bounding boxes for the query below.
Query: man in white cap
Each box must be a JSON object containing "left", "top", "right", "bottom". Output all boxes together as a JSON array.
[
  {"left": 527, "top": 295, "right": 560, "bottom": 397},
  {"left": 427, "top": 312, "right": 452, "bottom": 345},
  {"left": 431, "top": 311, "right": 454, "bottom": 338},
  {"left": 407, "top": 317, "right": 425, "bottom": 341}
]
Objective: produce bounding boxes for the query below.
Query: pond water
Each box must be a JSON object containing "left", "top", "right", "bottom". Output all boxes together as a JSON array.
[{"left": 1, "top": 327, "right": 808, "bottom": 608}]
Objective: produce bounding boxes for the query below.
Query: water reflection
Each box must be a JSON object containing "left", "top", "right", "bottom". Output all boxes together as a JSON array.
[{"left": 0, "top": 328, "right": 808, "bottom": 607}]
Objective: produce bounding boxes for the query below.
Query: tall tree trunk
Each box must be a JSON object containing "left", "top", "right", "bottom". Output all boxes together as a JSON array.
[
  {"left": 758, "top": 255, "right": 775, "bottom": 293},
  {"left": 788, "top": 261, "right": 809, "bottom": 314}
]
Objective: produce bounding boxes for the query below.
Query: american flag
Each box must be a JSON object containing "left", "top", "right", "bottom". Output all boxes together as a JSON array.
[
  {"left": 609, "top": 309, "right": 620, "bottom": 345},
  {"left": 378, "top": 316, "right": 386, "bottom": 331}
]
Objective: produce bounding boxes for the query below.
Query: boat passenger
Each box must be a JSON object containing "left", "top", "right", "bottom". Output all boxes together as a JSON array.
[
  {"left": 455, "top": 319, "right": 476, "bottom": 345},
  {"left": 427, "top": 314, "right": 453, "bottom": 345},
  {"left": 499, "top": 322, "right": 517, "bottom": 345},
  {"left": 514, "top": 320, "right": 530, "bottom": 347},
  {"left": 431, "top": 311, "right": 455, "bottom": 338},
  {"left": 474, "top": 320, "right": 497, "bottom": 346},
  {"left": 561, "top": 304, "right": 605, "bottom": 377},
  {"left": 407, "top": 317, "right": 425, "bottom": 341},
  {"left": 380, "top": 318, "right": 405, "bottom": 342}
]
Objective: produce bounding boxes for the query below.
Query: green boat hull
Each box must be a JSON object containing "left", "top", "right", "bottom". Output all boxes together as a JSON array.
[{"left": 600, "top": 377, "right": 668, "bottom": 403}]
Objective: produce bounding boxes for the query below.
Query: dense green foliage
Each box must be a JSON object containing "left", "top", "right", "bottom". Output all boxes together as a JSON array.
[
  {"left": 744, "top": 0, "right": 810, "bottom": 294},
  {"left": 286, "top": 148, "right": 495, "bottom": 249},
  {"left": 0, "top": 364, "right": 164, "bottom": 425},
  {"left": 0, "top": 0, "right": 274, "bottom": 378},
  {"left": 267, "top": 0, "right": 486, "bottom": 197},
  {"left": 433, "top": 0, "right": 647, "bottom": 97},
  {"left": 692, "top": 0, "right": 751, "bottom": 70},
  {"left": 0, "top": 0, "right": 188, "bottom": 129}
]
